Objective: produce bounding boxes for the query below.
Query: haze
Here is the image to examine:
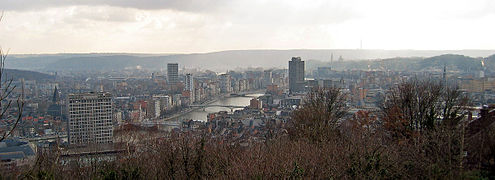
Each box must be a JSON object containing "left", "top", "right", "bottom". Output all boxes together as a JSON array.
[{"left": 1, "top": 0, "right": 494, "bottom": 54}]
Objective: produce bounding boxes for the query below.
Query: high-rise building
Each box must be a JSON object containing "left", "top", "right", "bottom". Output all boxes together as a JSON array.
[
  {"left": 185, "top": 73, "right": 195, "bottom": 102},
  {"left": 263, "top": 70, "right": 273, "bottom": 88},
  {"left": 185, "top": 73, "right": 194, "bottom": 92},
  {"left": 289, "top": 57, "right": 305, "bottom": 94},
  {"left": 167, "top": 63, "right": 179, "bottom": 85},
  {"left": 219, "top": 74, "right": 232, "bottom": 93},
  {"left": 152, "top": 100, "right": 161, "bottom": 118},
  {"left": 68, "top": 92, "right": 113, "bottom": 145}
]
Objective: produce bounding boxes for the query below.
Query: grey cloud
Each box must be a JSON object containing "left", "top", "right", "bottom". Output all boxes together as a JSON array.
[
  {"left": 225, "top": 1, "right": 360, "bottom": 26},
  {"left": 1, "top": 0, "right": 230, "bottom": 12},
  {"left": 70, "top": 7, "right": 137, "bottom": 22}
]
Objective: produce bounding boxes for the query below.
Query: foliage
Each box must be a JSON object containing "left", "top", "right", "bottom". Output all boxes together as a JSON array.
[{"left": 6, "top": 80, "right": 495, "bottom": 179}]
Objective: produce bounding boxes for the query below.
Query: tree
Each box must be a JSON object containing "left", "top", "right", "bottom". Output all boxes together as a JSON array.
[
  {"left": 289, "top": 87, "right": 348, "bottom": 142},
  {"left": 381, "top": 79, "right": 471, "bottom": 177},
  {"left": 0, "top": 13, "right": 25, "bottom": 142},
  {"left": 381, "top": 79, "right": 469, "bottom": 137}
]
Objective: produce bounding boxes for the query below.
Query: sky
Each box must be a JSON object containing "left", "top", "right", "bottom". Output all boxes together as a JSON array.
[{"left": 0, "top": 0, "right": 494, "bottom": 54}]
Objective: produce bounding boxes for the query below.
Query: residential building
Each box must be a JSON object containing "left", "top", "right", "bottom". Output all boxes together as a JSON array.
[
  {"left": 68, "top": 92, "right": 113, "bottom": 145},
  {"left": 185, "top": 73, "right": 195, "bottom": 102}
]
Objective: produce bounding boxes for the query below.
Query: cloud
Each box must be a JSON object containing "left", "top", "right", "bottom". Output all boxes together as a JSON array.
[
  {"left": 1, "top": 0, "right": 230, "bottom": 12},
  {"left": 1, "top": 0, "right": 494, "bottom": 54}
]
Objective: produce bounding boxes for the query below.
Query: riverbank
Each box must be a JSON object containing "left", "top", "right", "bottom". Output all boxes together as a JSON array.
[
  {"left": 161, "top": 95, "right": 226, "bottom": 121},
  {"left": 161, "top": 89, "right": 265, "bottom": 122}
]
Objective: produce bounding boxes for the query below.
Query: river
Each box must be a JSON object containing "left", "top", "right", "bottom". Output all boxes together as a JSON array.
[{"left": 169, "top": 93, "right": 264, "bottom": 122}]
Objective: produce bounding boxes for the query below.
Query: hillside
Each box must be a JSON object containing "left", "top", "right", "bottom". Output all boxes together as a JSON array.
[
  {"left": 6, "top": 49, "right": 495, "bottom": 72},
  {"left": 3, "top": 69, "right": 55, "bottom": 81},
  {"left": 308, "top": 54, "right": 489, "bottom": 73}
]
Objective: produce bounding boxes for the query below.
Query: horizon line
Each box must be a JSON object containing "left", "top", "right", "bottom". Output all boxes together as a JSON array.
[{"left": 8, "top": 48, "right": 495, "bottom": 56}]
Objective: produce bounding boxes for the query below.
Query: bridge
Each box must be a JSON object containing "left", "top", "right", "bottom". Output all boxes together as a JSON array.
[
  {"left": 27, "top": 135, "right": 67, "bottom": 142},
  {"left": 133, "top": 121, "right": 181, "bottom": 126},
  {"left": 189, "top": 104, "right": 246, "bottom": 111},
  {"left": 229, "top": 93, "right": 258, "bottom": 98}
]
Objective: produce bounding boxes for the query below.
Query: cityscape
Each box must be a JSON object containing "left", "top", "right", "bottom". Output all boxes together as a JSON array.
[{"left": 1, "top": 0, "right": 495, "bottom": 179}]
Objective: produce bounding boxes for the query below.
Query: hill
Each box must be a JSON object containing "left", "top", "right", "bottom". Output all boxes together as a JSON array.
[
  {"left": 3, "top": 69, "right": 55, "bottom": 81},
  {"left": 5, "top": 49, "right": 495, "bottom": 72},
  {"left": 308, "top": 54, "right": 488, "bottom": 74}
]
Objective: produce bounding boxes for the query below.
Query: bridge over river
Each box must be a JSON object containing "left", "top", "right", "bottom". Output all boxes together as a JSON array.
[{"left": 188, "top": 104, "right": 246, "bottom": 111}]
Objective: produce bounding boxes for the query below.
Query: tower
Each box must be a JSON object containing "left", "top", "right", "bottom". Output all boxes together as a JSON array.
[
  {"left": 289, "top": 57, "right": 305, "bottom": 94},
  {"left": 68, "top": 92, "right": 113, "bottom": 145},
  {"left": 167, "top": 63, "right": 179, "bottom": 85},
  {"left": 52, "top": 86, "right": 58, "bottom": 103},
  {"left": 185, "top": 73, "right": 195, "bottom": 102},
  {"left": 219, "top": 74, "right": 232, "bottom": 93},
  {"left": 263, "top": 70, "right": 273, "bottom": 88},
  {"left": 185, "top": 73, "right": 194, "bottom": 92}
]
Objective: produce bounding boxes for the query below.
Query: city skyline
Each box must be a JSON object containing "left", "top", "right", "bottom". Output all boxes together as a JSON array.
[
  {"left": 1, "top": 0, "right": 494, "bottom": 54},
  {"left": 1, "top": 1, "right": 495, "bottom": 178}
]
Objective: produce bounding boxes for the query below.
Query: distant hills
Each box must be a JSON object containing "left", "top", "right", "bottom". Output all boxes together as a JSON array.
[
  {"left": 3, "top": 69, "right": 55, "bottom": 81},
  {"left": 5, "top": 49, "right": 495, "bottom": 72},
  {"left": 310, "top": 54, "right": 492, "bottom": 73}
]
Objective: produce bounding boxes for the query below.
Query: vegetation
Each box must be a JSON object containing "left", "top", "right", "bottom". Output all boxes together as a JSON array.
[
  {"left": 0, "top": 13, "right": 25, "bottom": 142},
  {"left": 3, "top": 80, "right": 495, "bottom": 179},
  {"left": 311, "top": 54, "right": 489, "bottom": 73}
]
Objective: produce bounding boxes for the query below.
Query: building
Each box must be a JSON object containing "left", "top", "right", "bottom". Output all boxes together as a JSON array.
[
  {"left": 68, "top": 92, "right": 113, "bottom": 145},
  {"left": 152, "top": 100, "right": 161, "bottom": 118},
  {"left": 249, "top": 98, "right": 262, "bottom": 109},
  {"left": 172, "top": 94, "right": 182, "bottom": 107},
  {"left": 289, "top": 57, "right": 305, "bottom": 94},
  {"left": 460, "top": 78, "right": 495, "bottom": 93},
  {"left": 219, "top": 74, "right": 232, "bottom": 93},
  {"left": 315, "top": 67, "right": 332, "bottom": 79},
  {"left": 153, "top": 95, "right": 172, "bottom": 110},
  {"left": 185, "top": 73, "right": 194, "bottom": 92},
  {"left": 167, "top": 63, "right": 179, "bottom": 85},
  {"left": 266, "top": 84, "right": 282, "bottom": 96},
  {"left": 320, "top": 79, "right": 333, "bottom": 88},
  {"left": 263, "top": 70, "right": 273, "bottom": 88},
  {"left": 0, "top": 138, "right": 36, "bottom": 170},
  {"left": 185, "top": 73, "right": 195, "bottom": 102}
]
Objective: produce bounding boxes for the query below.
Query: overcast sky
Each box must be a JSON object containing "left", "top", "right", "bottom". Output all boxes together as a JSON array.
[{"left": 0, "top": 0, "right": 494, "bottom": 54}]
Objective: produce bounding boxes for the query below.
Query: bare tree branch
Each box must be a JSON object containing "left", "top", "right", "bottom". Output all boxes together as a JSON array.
[{"left": 0, "top": 13, "right": 25, "bottom": 142}]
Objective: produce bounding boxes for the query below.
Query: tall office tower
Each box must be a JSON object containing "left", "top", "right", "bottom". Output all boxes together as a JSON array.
[
  {"left": 68, "top": 92, "right": 113, "bottom": 145},
  {"left": 263, "top": 70, "right": 273, "bottom": 88},
  {"left": 167, "top": 63, "right": 179, "bottom": 85},
  {"left": 289, "top": 57, "right": 305, "bottom": 94}
]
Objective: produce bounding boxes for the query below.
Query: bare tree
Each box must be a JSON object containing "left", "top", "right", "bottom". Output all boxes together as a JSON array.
[
  {"left": 382, "top": 79, "right": 470, "bottom": 134},
  {"left": 380, "top": 79, "right": 471, "bottom": 177},
  {"left": 0, "top": 13, "right": 25, "bottom": 142},
  {"left": 289, "top": 87, "right": 348, "bottom": 142}
]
